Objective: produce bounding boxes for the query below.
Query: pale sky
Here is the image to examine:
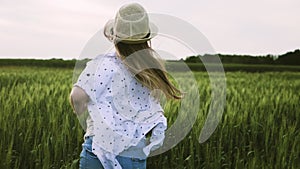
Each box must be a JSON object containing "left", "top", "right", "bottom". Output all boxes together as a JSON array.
[{"left": 0, "top": 0, "right": 299, "bottom": 59}]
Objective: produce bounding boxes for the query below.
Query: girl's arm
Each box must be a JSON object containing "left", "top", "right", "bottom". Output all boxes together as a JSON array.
[{"left": 69, "top": 86, "right": 89, "bottom": 116}]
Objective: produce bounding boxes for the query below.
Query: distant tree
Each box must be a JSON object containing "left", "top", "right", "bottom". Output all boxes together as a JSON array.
[
  {"left": 276, "top": 49, "right": 300, "bottom": 65},
  {"left": 184, "top": 56, "right": 201, "bottom": 63}
]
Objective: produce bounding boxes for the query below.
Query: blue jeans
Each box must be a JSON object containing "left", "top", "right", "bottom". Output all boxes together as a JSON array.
[{"left": 79, "top": 136, "right": 147, "bottom": 169}]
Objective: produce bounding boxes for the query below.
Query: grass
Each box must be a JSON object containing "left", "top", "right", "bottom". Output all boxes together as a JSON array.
[{"left": 0, "top": 66, "right": 299, "bottom": 169}]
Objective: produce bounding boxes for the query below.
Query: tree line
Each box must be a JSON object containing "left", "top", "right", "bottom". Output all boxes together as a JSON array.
[
  {"left": 0, "top": 49, "right": 299, "bottom": 68},
  {"left": 185, "top": 49, "right": 300, "bottom": 65}
]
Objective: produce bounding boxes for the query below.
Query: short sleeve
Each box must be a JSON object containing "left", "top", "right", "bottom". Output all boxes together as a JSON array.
[
  {"left": 73, "top": 60, "right": 97, "bottom": 101},
  {"left": 74, "top": 56, "right": 116, "bottom": 102}
]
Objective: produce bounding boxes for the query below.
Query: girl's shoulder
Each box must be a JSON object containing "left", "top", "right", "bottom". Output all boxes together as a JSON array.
[
  {"left": 90, "top": 52, "right": 120, "bottom": 66},
  {"left": 94, "top": 52, "right": 117, "bottom": 61},
  {"left": 86, "top": 53, "right": 126, "bottom": 75}
]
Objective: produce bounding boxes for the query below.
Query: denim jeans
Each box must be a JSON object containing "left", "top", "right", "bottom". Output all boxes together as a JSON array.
[{"left": 79, "top": 136, "right": 147, "bottom": 169}]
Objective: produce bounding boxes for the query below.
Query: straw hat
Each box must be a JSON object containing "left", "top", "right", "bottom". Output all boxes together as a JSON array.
[{"left": 104, "top": 3, "right": 158, "bottom": 44}]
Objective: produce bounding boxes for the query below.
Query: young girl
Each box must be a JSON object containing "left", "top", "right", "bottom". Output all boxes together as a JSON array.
[{"left": 70, "top": 3, "right": 182, "bottom": 169}]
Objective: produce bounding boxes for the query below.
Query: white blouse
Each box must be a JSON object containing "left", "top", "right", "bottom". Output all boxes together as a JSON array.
[{"left": 74, "top": 53, "right": 167, "bottom": 169}]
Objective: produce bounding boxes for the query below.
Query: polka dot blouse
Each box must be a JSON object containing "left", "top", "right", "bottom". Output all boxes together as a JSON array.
[{"left": 74, "top": 53, "right": 167, "bottom": 169}]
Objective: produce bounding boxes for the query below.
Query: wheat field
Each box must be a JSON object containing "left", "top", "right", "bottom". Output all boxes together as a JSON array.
[{"left": 0, "top": 66, "right": 299, "bottom": 169}]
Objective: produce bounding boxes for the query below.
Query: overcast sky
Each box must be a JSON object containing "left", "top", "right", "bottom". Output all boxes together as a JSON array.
[{"left": 0, "top": 0, "right": 299, "bottom": 59}]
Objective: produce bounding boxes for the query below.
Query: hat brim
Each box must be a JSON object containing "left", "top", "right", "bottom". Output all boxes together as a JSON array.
[{"left": 104, "top": 20, "right": 158, "bottom": 44}]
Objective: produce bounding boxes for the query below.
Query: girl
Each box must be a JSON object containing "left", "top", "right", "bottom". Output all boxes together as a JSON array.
[{"left": 70, "top": 3, "right": 182, "bottom": 169}]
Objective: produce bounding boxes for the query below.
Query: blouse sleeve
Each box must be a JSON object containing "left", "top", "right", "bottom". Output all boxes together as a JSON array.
[
  {"left": 74, "top": 57, "right": 114, "bottom": 102},
  {"left": 73, "top": 60, "right": 97, "bottom": 101}
]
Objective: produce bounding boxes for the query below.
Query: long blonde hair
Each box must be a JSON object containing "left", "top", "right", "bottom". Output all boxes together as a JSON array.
[{"left": 114, "top": 41, "right": 182, "bottom": 100}]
